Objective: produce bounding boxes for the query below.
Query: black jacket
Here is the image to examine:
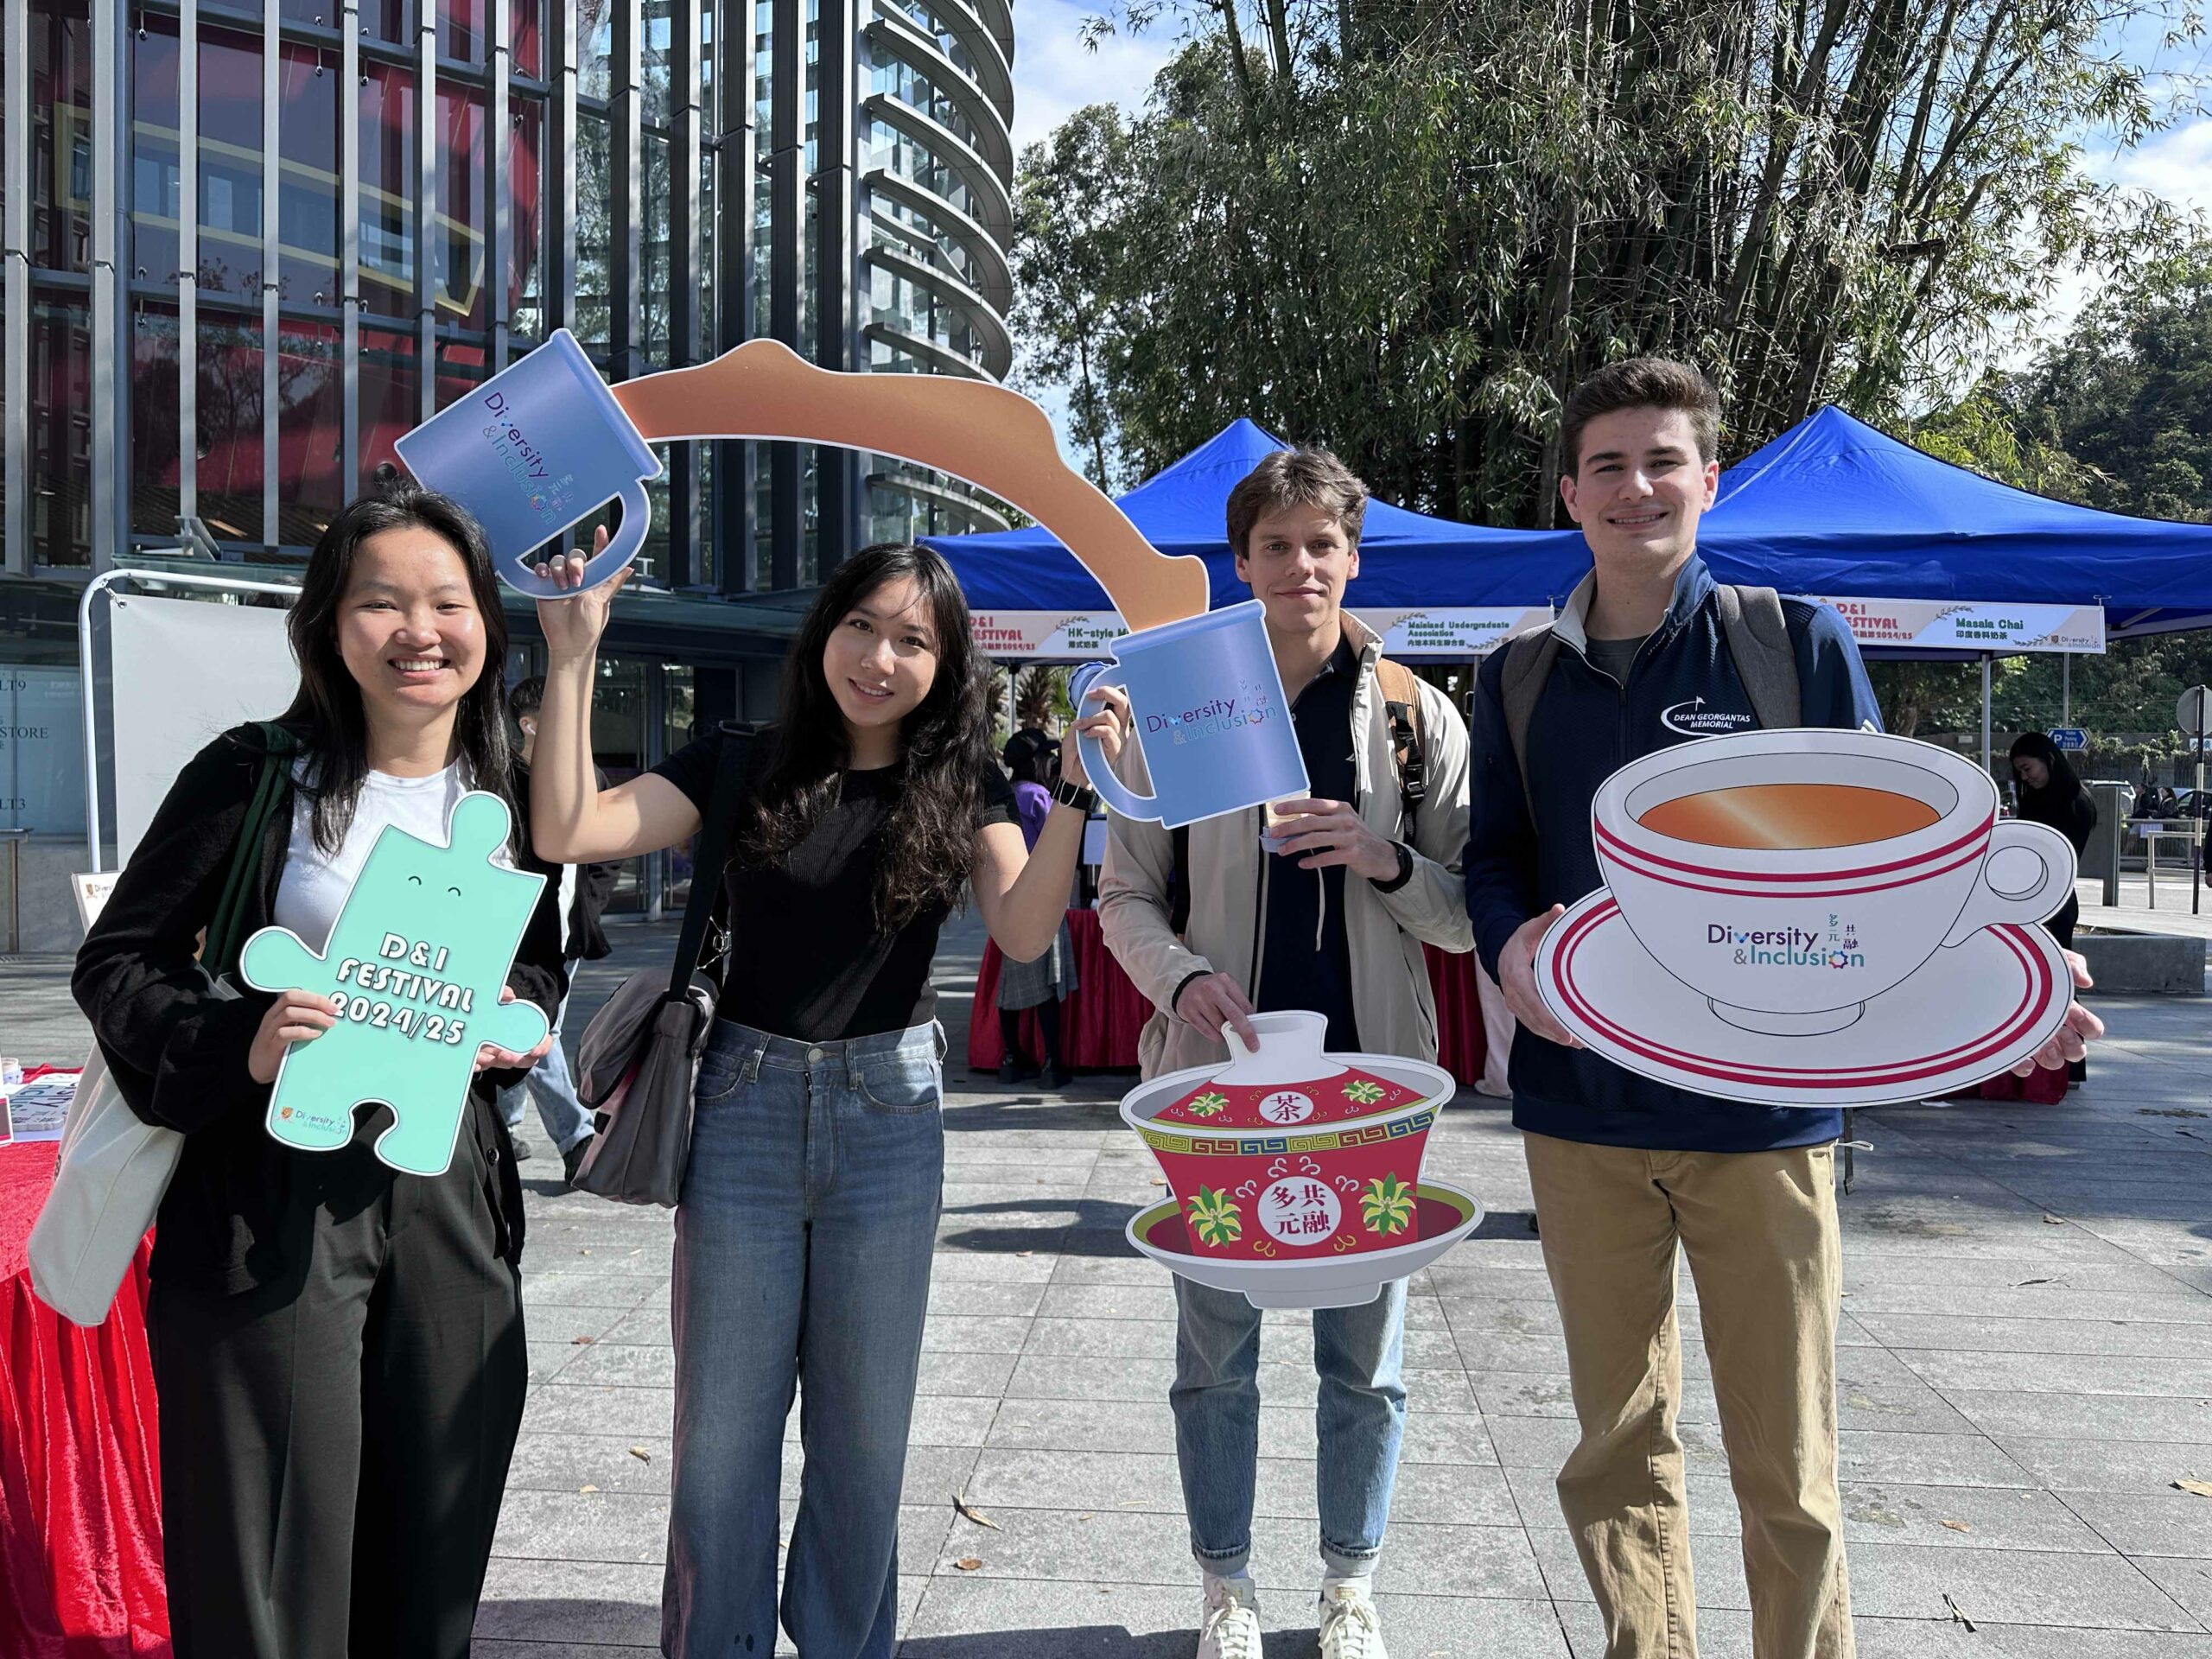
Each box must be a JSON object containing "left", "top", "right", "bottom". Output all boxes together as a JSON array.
[
  {"left": 73, "top": 722, "right": 568, "bottom": 1295},
  {"left": 1464, "top": 556, "right": 1885, "bottom": 1153},
  {"left": 512, "top": 759, "right": 621, "bottom": 962}
]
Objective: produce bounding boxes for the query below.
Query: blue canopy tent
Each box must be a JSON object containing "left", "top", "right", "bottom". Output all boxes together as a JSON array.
[
  {"left": 1696, "top": 405, "right": 2212, "bottom": 772},
  {"left": 919, "top": 417, "right": 1584, "bottom": 620},
  {"left": 1698, "top": 405, "right": 2212, "bottom": 641},
  {"left": 929, "top": 405, "right": 2212, "bottom": 639},
  {"left": 926, "top": 404, "right": 2212, "bottom": 765}
]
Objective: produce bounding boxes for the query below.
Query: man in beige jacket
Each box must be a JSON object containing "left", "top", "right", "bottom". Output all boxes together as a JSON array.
[{"left": 1100, "top": 447, "right": 1473, "bottom": 1659}]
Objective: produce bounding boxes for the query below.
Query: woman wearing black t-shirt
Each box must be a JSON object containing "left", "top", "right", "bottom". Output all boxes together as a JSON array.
[{"left": 530, "top": 537, "right": 1122, "bottom": 1658}]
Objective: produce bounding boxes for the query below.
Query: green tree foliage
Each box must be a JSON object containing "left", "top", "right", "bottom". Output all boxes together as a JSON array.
[
  {"left": 1014, "top": 0, "right": 2198, "bottom": 525},
  {"left": 1886, "top": 243, "right": 2212, "bottom": 737},
  {"left": 1998, "top": 242, "right": 2212, "bottom": 524},
  {"left": 1010, "top": 109, "right": 1140, "bottom": 489}
]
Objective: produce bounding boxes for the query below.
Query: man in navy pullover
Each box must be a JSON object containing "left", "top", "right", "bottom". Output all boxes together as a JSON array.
[{"left": 1464, "top": 359, "right": 2098, "bottom": 1659}]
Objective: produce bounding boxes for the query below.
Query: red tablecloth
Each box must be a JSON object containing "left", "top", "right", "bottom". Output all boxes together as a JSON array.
[
  {"left": 968, "top": 907, "right": 1154, "bottom": 1071},
  {"left": 1422, "top": 944, "right": 1491, "bottom": 1088},
  {"left": 966, "top": 910, "right": 1489, "bottom": 1085},
  {"left": 0, "top": 1124, "right": 170, "bottom": 1657}
]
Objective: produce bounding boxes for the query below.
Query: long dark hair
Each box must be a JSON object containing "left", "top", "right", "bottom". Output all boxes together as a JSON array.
[
  {"left": 281, "top": 474, "right": 513, "bottom": 853},
  {"left": 2009, "top": 731, "right": 2090, "bottom": 828},
  {"left": 741, "top": 543, "right": 990, "bottom": 927}
]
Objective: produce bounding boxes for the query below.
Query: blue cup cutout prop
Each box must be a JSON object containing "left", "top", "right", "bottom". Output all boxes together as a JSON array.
[
  {"left": 394, "top": 328, "right": 658, "bottom": 600},
  {"left": 1073, "top": 601, "right": 1310, "bottom": 830}
]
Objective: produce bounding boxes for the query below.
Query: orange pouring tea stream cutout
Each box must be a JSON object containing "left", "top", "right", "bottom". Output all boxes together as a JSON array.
[{"left": 610, "top": 340, "right": 1211, "bottom": 632}]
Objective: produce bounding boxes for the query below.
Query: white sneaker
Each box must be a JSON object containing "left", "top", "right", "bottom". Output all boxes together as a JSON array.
[
  {"left": 1196, "top": 1573, "right": 1263, "bottom": 1659},
  {"left": 1317, "top": 1579, "right": 1388, "bottom": 1659}
]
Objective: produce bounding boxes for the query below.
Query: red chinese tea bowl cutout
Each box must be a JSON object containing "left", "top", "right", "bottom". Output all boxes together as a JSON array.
[
  {"left": 1121, "top": 1012, "right": 1453, "bottom": 1268},
  {"left": 1127, "top": 1180, "right": 1485, "bottom": 1310}
]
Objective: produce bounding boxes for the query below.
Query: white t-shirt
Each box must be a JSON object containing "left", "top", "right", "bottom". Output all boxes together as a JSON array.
[{"left": 273, "top": 761, "right": 515, "bottom": 953}]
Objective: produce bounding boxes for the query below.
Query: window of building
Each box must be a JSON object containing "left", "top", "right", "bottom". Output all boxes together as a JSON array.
[
  {"left": 275, "top": 321, "right": 344, "bottom": 547},
  {"left": 198, "top": 26, "right": 264, "bottom": 298},
  {"left": 435, "top": 84, "right": 488, "bottom": 329},
  {"left": 509, "top": 97, "right": 546, "bottom": 340},
  {"left": 276, "top": 41, "right": 340, "bottom": 306},
  {"left": 32, "top": 0, "right": 95, "bottom": 276},
  {"left": 512, "top": 0, "right": 543, "bottom": 79},
  {"left": 197, "top": 311, "right": 264, "bottom": 543},
  {"left": 130, "top": 16, "right": 182, "bottom": 287},
  {"left": 439, "top": 0, "right": 488, "bottom": 68},
  {"left": 359, "top": 62, "right": 417, "bottom": 318},
  {"left": 29, "top": 297, "right": 93, "bottom": 566},
  {"left": 357, "top": 326, "right": 417, "bottom": 489},
  {"left": 130, "top": 302, "right": 184, "bottom": 537}
]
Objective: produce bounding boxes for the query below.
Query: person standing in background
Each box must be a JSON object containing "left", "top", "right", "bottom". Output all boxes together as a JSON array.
[
  {"left": 995, "top": 728, "right": 1078, "bottom": 1087},
  {"left": 505, "top": 674, "right": 620, "bottom": 1185},
  {"left": 2008, "top": 733, "right": 2095, "bottom": 950},
  {"left": 2011, "top": 731, "right": 2098, "bottom": 1085}
]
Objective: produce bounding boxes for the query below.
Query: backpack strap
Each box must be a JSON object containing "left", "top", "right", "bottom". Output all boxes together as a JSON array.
[
  {"left": 1713, "top": 584, "right": 1801, "bottom": 729},
  {"left": 1500, "top": 626, "right": 1562, "bottom": 814},
  {"left": 1371, "top": 655, "right": 1428, "bottom": 827},
  {"left": 204, "top": 721, "right": 298, "bottom": 978}
]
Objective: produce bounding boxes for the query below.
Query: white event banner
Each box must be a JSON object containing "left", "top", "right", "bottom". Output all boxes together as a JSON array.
[
  {"left": 111, "top": 592, "right": 301, "bottom": 865},
  {"left": 970, "top": 607, "right": 1550, "bottom": 661},
  {"left": 1817, "top": 598, "right": 2106, "bottom": 654}
]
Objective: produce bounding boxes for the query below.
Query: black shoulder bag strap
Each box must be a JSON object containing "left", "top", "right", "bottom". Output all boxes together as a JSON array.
[
  {"left": 668, "top": 722, "right": 757, "bottom": 1000},
  {"left": 203, "top": 721, "right": 298, "bottom": 978}
]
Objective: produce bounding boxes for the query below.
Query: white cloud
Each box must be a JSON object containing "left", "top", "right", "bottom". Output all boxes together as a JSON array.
[
  {"left": 2093, "top": 117, "right": 2212, "bottom": 215},
  {"left": 1010, "top": 0, "right": 1176, "bottom": 154},
  {"left": 2012, "top": 118, "right": 2212, "bottom": 353}
]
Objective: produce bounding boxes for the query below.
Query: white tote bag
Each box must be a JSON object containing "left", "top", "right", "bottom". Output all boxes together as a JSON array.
[{"left": 27, "top": 1043, "right": 183, "bottom": 1326}]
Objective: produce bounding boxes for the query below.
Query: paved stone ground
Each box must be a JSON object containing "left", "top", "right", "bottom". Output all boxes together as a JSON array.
[
  {"left": 459, "top": 912, "right": 2212, "bottom": 1659},
  {"left": 10, "top": 914, "right": 2209, "bottom": 1656}
]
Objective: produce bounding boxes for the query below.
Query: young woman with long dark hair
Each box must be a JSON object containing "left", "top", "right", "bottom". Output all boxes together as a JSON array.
[
  {"left": 2009, "top": 731, "right": 2096, "bottom": 950},
  {"left": 73, "top": 480, "right": 566, "bottom": 1656},
  {"left": 530, "top": 533, "right": 1122, "bottom": 1659}
]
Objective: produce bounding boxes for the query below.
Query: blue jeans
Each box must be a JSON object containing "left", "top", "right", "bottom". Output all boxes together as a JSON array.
[
  {"left": 660, "top": 1018, "right": 945, "bottom": 1659},
  {"left": 497, "top": 959, "right": 594, "bottom": 1154},
  {"left": 1171, "top": 1274, "right": 1409, "bottom": 1580}
]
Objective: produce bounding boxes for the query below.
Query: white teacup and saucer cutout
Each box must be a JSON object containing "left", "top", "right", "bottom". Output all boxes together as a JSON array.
[
  {"left": 1534, "top": 888, "right": 2072, "bottom": 1107},
  {"left": 1532, "top": 728, "right": 2080, "bottom": 1107},
  {"left": 1587, "top": 728, "right": 2074, "bottom": 1039}
]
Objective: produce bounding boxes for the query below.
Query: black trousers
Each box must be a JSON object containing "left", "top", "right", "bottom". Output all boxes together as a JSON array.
[{"left": 149, "top": 1112, "right": 527, "bottom": 1659}]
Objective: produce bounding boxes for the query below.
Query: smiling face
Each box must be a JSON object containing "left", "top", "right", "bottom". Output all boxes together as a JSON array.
[
  {"left": 2014, "top": 754, "right": 2050, "bottom": 791},
  {"left": 1559, "top": 406, "right": 1719, "bottom": 580},
  {"left": 1235, "top": 505, "right": 1361, "bottom": 638},
  {"left": 821, "top": 574, "right": 942, "bottom": 742},
  {"left": 334, "top": 527, "right": 488, "bottom": 735}
]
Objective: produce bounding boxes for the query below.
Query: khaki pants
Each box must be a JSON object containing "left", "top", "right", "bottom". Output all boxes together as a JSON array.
[{"left": 1522, "top": 1132, "right": 1854, "bottom": 1659}]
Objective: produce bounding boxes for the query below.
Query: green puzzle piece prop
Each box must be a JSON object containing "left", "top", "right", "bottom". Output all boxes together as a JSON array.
[{"left": 239, "top": 790, "right": 550, "bottom": 1176}]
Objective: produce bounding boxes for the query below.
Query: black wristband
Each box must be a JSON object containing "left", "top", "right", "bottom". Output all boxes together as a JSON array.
[
  {"left": 1371, "top": 840, "right": 1415, "bottom": 893},
  {"left": 1170, "top": 969, "right": 1211, "bottom": 1014},
  {"left": 1052, "top": 777, "right": 1097, "bottom": 815}
]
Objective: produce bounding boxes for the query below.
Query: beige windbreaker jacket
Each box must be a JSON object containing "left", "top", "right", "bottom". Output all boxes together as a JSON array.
[{"left": 1098, "top": 614, "right": 1475, "bottom": 1082}]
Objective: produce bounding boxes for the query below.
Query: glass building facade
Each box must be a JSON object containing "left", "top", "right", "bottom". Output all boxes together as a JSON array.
[
  {"left": 0, "top": 0, "right": 1011, "bottom": 917},
  {"left": 0, "top": 0, "right": 1015, "bottom": 589}
]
